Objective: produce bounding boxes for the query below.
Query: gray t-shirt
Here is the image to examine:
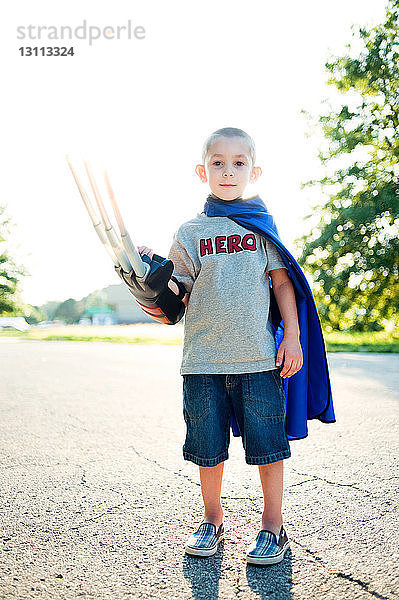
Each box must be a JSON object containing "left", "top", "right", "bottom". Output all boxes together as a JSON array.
[{"left": 167, "top": 212, "right": 287, "bottom": 375}]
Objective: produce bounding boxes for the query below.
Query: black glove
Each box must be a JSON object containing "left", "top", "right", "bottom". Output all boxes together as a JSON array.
[{"left": 115, "top": 253, "right": 187, "bottom": 325}]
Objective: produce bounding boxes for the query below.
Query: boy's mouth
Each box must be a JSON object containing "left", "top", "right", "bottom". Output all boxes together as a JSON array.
[{"left": 220, "top": 184, "right": 236, "bottom": 187}]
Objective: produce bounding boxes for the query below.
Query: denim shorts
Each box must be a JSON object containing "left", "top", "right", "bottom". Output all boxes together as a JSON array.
[{"left": 182, "top": 369, "right": 291, "bottom": 467}]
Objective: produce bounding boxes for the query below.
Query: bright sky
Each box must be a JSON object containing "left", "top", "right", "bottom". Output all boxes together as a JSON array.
[{"left": 2, "top": 0, "right": 387, "bottom": 306}]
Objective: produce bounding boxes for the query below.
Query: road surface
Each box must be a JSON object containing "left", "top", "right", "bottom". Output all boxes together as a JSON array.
[{"left": 0, "top": 340, "right": 398, "bottom": 599}]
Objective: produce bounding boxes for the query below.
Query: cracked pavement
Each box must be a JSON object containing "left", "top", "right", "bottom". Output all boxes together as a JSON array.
[{"left": 0, "top": 340, "right": 398, "bottom": 599}]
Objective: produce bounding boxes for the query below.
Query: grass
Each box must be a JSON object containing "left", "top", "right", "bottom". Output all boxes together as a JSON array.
[
  {"left": 0, "top": 324, "right": 184, "bottom": 345},
  {"left": 324, "top": 330, "right": 399, "bottom": 353},
  {"left": 0, "top": 324, "right": 398, "bottom": 352}
]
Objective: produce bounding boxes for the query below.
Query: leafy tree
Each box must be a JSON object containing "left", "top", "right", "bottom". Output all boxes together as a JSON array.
[
  {"left": 53, "top": 298, "right": 84, "bottom": 324},
  {"left": 10, "top": 301, "right": 47, "bottom": 324},
  {"left": 298, "top": 1, "right": 399, "bottom": 331},
  {"left": 0, "top": 205, "right": 26, "bottom": 315},
  {"left": 39, "top": 300, "right": 62, "bottom": 321},
  {"left": 23, "top": 305, "right": 47, "bottom": 325}
]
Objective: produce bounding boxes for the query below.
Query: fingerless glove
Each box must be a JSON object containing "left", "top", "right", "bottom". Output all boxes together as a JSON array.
[{"left": 115, "top": 253, "right": 187, "bottom": 325}]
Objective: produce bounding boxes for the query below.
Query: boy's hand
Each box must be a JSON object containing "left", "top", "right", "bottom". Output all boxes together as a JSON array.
[
  {"left": 137, "top": 245, "right": 186, "bottom": 300},
  {"left": 137, "top": 245, "right": 154, "bottom": 260},
  {"left": 276, "top": 333, "right": 303, "bottom": 378}
]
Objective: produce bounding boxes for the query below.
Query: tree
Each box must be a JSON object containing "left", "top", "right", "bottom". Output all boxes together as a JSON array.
[
  {"left": 39, "top": 300, "right": 62, "bottom": 321},
  {"left": 23, "top": 305, "right": 47, "bottom": 325},
  {"left": 298, "top": 1, "right": 399, "bottom": 331},
  {"left": 53, "top": 298, "right": 84, "bottom": 324},
  {"left": 0, "top": 205, "right": 26, "bottom": 315}
]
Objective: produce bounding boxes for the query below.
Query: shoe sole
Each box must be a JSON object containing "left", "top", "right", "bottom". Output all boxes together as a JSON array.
[
  {"left": 246, "top": 541, "right": 290, "bottom": 565},
  {"left": 185, "top": 533, "right": 224, "bottom": 557}
]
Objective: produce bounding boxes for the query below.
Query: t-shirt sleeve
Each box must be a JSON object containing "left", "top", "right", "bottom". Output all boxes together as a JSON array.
[
  {"left": 264, "top": 238, "right": 287, "bottom": 272},
  {"left": 167, "top": 231, "right": 196, "bottom": 294}
]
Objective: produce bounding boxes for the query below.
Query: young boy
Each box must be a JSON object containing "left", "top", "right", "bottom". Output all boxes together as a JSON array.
[{"left": 138, "top": 127, "right": 303, "bottom": 565}]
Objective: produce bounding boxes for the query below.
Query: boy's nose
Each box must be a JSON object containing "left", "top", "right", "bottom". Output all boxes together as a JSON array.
[{"left": 223, "top": 171, "right": 234, "bottom": 177}]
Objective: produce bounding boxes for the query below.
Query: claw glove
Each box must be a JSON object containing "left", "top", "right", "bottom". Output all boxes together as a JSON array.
[{"left": 115, "top": 253, "right": 187, "bottom": 325}]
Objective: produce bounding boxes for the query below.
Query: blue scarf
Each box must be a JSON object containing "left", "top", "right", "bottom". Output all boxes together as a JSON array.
[{"left": 203, "top": 194, "right": 336, "bottom": 441}]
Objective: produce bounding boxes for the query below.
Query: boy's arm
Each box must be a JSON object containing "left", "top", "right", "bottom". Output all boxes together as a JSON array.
[
  {"left": 264, "top": 238, "right": 303, "bottom": 378},
  {"left": 167, "top": 232, "right": 197, "bottom": 308},
  {"left": 138, "top": 244, "right": 190, "bottom": 306},
  {"left": 138, "top": 226, "right": 196, "bottom": 309},
  {"left": 181, "top": 292, "right": 190, "bottom": 308},
  {"left": 270, "top": 267, "right": 303, "bottom": 378},
  {"left": 270, "top": 268, "right": 300, "bottom": 337}
]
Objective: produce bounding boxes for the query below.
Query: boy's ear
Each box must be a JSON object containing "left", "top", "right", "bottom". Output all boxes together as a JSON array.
[
  {"left": 195, "top": 164, "right": 207, "bottom": 183},
  {"left": 249, "top": 166, "right": 262, "bottom": 183}
]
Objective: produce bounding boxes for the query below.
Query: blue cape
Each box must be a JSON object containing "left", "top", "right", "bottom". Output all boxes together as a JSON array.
[{"left": 203, "top": 194, "right": 336, "bottom": 441}]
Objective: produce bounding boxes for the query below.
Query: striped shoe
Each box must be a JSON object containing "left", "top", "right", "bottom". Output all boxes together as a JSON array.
[
  {"left": 246, "top": 525, "right": 290, "bottom": 565},
  {"left": 185, "top": 522, "right": 224, "bottom": 557}
]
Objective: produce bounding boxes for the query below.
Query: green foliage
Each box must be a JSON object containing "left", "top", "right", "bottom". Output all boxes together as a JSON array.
[
  {"left": 324, "top": 329, "right": 399, "bottom": 352},
  {"left": 0, "top": 205, "right": 26, "bottom": 315},
  {"left": 298, "top": 1, "right": 399, "bottom": 331},
  {"left": 37, "top": 292, "right": 114, "bottom": 325},
  {"left": 53, "top": 298, "right": 84, "bottom": 324},
  {"left": 39, "top": 300, "right": 62, "bottom": 321},
  {"left": 23, "top": 305, "right": 47, "bottom": 324}
]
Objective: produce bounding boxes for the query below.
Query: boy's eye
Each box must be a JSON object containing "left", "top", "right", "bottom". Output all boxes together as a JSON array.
[{"left": 212, "top": 160, "right": 245, "bottom": 166}]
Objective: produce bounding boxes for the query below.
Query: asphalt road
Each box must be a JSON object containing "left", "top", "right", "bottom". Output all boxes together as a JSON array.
[{"left": 0, "top": 340, "right": 398, "bottom": 600}]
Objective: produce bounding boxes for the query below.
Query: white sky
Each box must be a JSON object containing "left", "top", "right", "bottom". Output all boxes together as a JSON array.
[{"left": 1, "top": 0, "right": 387, "bottom": 306}]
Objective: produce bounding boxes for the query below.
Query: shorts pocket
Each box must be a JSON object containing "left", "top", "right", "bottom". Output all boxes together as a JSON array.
[
  {"left": 244, "top": 370, "right": 285, "bottom": 423},
  {"left": 182, "top": 374, "right": 210, "bottom": 421},
  {"left": 271, "top": 368, "right": 287, "bottom": 414},
  {"left": 271, "top": 368, "right": 285, "bottom": 393}
]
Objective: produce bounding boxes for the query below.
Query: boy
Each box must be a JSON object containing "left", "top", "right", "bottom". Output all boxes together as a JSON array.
[{"left": 138, "top": 127, "right": 303, "bottom": 565}]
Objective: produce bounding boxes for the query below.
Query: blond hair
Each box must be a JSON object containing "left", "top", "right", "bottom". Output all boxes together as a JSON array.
[{"left": 202, "top": 127, "right": 256, "bottom": 167}]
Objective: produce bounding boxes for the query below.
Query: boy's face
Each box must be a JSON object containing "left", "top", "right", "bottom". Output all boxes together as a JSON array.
[{"left": 195, "top": 136, "right": 261, "bottom": 200}]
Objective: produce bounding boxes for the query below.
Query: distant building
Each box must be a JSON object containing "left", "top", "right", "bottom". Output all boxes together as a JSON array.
[
  {"left": 78, "top": 283, "right": 184, "bottom": 325},
  {"left": 102, "top": 284, "right": 154, "bottom": 324},
  {"left": 82, "top": 304, "right": 116, "bottom": 326}
]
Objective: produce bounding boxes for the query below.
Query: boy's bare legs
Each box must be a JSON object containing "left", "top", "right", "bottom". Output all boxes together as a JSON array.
[
  {"left": 199, "top": 462, "right": 225, "bottom": 527},
  {"left": 258, "top": 460, "right": 284, "bottom": 537}
]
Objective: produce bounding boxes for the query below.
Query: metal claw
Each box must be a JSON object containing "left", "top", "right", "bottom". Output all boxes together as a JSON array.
[
  {"left": 83, "top": 161, "right": 133, "bottom": 273},
  {"left": 104, "top": 171, "right": 150, "bottom": 280},
  {"left": 67, "top": 156, "right": 152, "bottom": 286},
  {"left": 66, "top": 156, "right": 120, "bottom": 267}
]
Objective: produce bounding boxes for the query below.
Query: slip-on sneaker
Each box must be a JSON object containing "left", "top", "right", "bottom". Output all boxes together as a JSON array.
[
  {"left": 246, "top": 524, "right": 290, "bottom": 565},
  {"left": 185, "top": 522, "right": 224, "bottom": 557}
]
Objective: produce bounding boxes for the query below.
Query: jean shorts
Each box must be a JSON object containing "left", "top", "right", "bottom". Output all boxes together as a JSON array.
[{"left": 182, "top": 369, "right": 291, "bottom": 467}]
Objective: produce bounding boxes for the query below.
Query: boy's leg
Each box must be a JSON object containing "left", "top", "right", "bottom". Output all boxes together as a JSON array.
[
  {"left": 199, "top": 462, "right": 225, "bottom": 527},
  {"left": 258, "top": 459, "right": 284, "bottom": 537},
  {"left": 227, "top": 371, "right": 289, "bottom": 538}
]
